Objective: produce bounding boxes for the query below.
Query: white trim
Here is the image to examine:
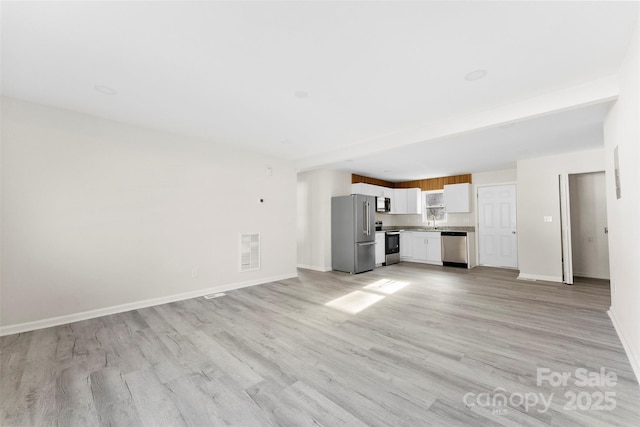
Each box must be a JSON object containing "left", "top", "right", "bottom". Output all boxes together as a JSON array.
[
  {"left": 608, "top": 308, "right": 640, "bottom": 384},
  {"left": 572, "top": 272, "right": 611, "bottom": 281},
  {"left": 297, "top": 264, "right": 332, "bottom": 272},
  {"left": 517, "top": 273, "right": 563, "bottom": 283},
  {"left": 0, "top": 273, "right": 298, "bottom": 336},
  {"left": 474, "top": 181, "right": 518, "bottom": 189},
  {"left": 559, "top": 173, "right": 574, "bottom": 284}
]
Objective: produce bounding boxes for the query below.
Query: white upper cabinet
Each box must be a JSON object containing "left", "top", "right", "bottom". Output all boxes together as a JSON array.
[
  {"left": 394, "top": 188, "right": 422, "bottom": 214},
  {"left": 405, "top": 188, "right": 422, "bottom": 214},
  {"left": 352, "top": 183, "right": 420, "bottom": 214},
  {"left": 352, "top": 183, "right": 375, "bottom": 196},
  {"left": 381, "top": 187, "right": 394, "bottom": 199},
  {"left": 392, "top": 188, "right": 421, "bottom": 214},
  {"left": 352, "top": 183, "right": 391, "bottom": 198},
  {"left": 392, "top": 188, "right": 408, "bottom": 214},
  {"left": 351, "top": 183, "right": 365, "bottom": 195},
  {"left": 444, "top": 183, "right": 472, "bottom": 213}
]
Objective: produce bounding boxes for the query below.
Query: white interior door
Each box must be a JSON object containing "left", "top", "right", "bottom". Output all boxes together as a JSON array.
[
  {"left": 559, "top": 174, "right": 573, "bottom": 284},
  {"left": 478, "top": 184, "right": 518, "bottom": 268}
]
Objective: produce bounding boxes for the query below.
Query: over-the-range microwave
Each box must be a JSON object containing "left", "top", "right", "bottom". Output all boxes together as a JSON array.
[{"left": 376, "top": 197, "right": 391, "bottom": 212}]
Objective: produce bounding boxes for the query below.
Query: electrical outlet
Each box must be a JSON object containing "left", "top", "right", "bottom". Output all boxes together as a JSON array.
[{"left": 191, "top": 267, "right": 199, "bottom": 278}]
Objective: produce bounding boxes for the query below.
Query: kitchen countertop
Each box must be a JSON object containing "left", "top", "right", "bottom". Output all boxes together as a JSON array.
[{"left": 380, "top": 226, "right": 476, "bottom": 232}]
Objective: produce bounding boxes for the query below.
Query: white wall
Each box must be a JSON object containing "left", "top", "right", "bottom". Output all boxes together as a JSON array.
[
  {"left": 517, "top": 149, "right": 604, "bottom": 282},
  {"left": 473, "top": 168, "right": 517, "bottom": 187},
  {"left": 1, "top": 97, "right": 298, "bottom": 332},
  {"left": 603, "top": 16, "right": 640, "bottom": 382},
  {"left": 297, "top": 169, "right": 351, "bottom": 271}
]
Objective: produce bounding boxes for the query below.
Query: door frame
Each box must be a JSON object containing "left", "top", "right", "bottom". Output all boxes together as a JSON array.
[
  {"left": 559, "top": 170, "right": 610, "bottom": 284},
  {"left": 559, "top": 173, "right": 574, "bottom": 284},
  {"left": 475, "top": 182, "right": 518, "bottom": 269}
]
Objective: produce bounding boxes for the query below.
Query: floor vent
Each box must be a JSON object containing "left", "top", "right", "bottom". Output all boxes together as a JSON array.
[{"left": 239, "top": 232, "right": 261, "bottom": 272}]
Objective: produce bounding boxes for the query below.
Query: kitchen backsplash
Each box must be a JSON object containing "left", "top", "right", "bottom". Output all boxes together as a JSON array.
[{"left": 375, "top": 212, "right": 475, "bottom": 227}]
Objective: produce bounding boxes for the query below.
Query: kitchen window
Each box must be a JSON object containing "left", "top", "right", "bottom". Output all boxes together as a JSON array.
[{"left": 423, "top": 191, "right": 446, "bottom": 223}]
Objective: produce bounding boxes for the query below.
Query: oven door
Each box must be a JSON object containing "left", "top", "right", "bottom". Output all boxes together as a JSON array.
[{"left": 385, "top": 232, "right": 400, "bottom": 254}]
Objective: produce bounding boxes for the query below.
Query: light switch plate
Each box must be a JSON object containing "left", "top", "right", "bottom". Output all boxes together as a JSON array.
[{"left": 544, "top": 216, "right": 552, "bottom": 222}]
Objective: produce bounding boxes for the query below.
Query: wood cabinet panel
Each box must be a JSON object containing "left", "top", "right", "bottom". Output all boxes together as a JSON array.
[
  {"left": 351, "top": 174, "right": 395, "bottom": 188},
  {"left": 353, "top": 173, "right": 472, "bottom": 191}
]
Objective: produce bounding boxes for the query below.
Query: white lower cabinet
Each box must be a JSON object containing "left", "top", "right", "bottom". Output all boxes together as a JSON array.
[
  {"left": 425, "top": 234, "right": 442, "bottom": 263},
  {"left": 375, "top": 232, "right": 386, "bottom": 266},
  {"left": 400, "top": 232, "right": 411, "bottom": 260},
  {"left": 411, "top": 234, "right": 428, "bottom": 261},
  {"left": 400, "top": 231, "right": 442, "bottom": 265}
]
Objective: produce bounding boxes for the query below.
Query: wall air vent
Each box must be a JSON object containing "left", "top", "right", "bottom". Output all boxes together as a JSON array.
[{"left": 239, "top": 233, "right": 261, "bottom": 272}]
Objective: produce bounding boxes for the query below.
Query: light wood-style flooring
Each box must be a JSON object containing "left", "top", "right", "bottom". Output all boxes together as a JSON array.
[{"left": 2, "top": 264, "right": 639, "bottom": 426}]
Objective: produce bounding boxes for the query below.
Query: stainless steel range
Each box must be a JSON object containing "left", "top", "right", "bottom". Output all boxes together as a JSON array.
[{"left": 384, "top": 231, "right": 400, "bottom": 265}]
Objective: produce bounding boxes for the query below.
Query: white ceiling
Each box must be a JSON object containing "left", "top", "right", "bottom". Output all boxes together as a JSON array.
[
  {"left": 335, "top": 101, "right": 614, "bottom": 181},
  {"left": 2, "top": 1, "right": 638, "bottom": 181}
]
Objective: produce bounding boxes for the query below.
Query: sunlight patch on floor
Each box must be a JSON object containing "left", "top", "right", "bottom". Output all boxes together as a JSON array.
[
  {"left": 325, "top": 290, "right": 385, "bottom": 314},
  {"left": 363, "top": 279, "right": 410, "bottom": 295},
  {"left": 325, "top": 278, "right": 411, "bottom": 314}
]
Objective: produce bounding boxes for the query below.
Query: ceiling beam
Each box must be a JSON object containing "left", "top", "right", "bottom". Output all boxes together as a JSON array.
[{"left": 296, "top": 75, "right": 618, "bottom": 172}]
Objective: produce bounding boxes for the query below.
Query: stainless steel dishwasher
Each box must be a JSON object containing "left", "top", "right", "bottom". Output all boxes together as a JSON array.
[{"left": 441, "top": 231, "right": 468, "bottom": 268}]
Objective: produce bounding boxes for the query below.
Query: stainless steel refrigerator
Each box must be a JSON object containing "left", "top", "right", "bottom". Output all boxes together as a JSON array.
[{"left": 331, "top": 194, "right": 376, "bottom": 274}]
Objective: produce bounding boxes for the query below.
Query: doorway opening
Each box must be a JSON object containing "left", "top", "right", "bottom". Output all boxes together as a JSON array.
[{"left": 559, "top": 172, "right": 610, "bottom": 285}]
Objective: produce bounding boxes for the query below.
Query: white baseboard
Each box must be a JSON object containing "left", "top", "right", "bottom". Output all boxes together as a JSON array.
[
  {"left": 608, "top": 308, "right": 640, "bottom": 384},
  {"left": 0, "top": 272, "right": 298, "bottom": 337},
  {"left": 573, "top": 271, "right": 610, "bottom": 280},
  {"left": 297, "top": 264, "right": 332, "bottom": 272},
  {"left": 517, "top": 273, "right": 563, "bottom": 283}
]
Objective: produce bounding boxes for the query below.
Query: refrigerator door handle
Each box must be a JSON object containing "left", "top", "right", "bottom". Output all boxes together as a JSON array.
[
  {"left": 358, "top": 242, "right": 376, "bottom": 246},
  {"left": 363, "top": 201, "right": 368, "bottom": 234},
  {"left": 366, "top": 201, "right": 371, "bottom": 235}
]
